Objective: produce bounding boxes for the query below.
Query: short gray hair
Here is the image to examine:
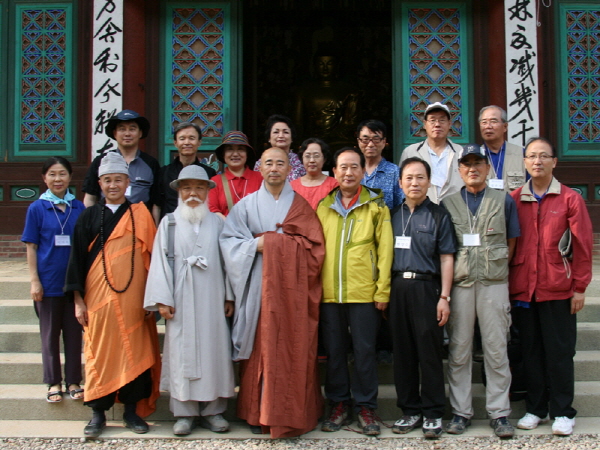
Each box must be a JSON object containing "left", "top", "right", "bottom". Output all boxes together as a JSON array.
[{"left": 479, "top": 105, "right": 507, "bottom": 123}]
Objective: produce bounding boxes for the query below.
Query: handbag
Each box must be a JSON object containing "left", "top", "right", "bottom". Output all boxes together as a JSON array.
[{"left": 558, "top": 228, "right": 572, "bottom": 279}]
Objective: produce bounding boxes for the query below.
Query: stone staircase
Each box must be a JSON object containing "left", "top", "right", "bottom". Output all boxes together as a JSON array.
[{"left": 1, "top": 257, "right": 599, "bottom": 438}]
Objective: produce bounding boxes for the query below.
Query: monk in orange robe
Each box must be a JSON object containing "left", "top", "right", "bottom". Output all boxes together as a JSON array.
[{"left": 65, "top": 152, "right": 160, "bottom": 439}]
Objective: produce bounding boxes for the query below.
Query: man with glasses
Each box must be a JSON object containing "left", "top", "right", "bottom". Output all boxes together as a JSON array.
[
  {"left": 356, "top": 119, "right": 404, "bottom": 210},
  {"left": 509, "top": 138, "right": 592, "bottom": 436},
  {"left": 479, "top": 105, "right": 527, "bottom": 192},
  {"left": 441, "top": 144, "right": 520, "bottom": 439},
  {"left": 400, "top": 103, "right": 463, "bottom": 204}
]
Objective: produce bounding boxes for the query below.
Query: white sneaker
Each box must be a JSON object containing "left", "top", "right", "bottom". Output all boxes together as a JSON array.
[
  {"left": 552, "top": 416, "right": 575, "bottom": 435},
  {"left": 517, "top": 413, "right": 550, "bottom": 430}
]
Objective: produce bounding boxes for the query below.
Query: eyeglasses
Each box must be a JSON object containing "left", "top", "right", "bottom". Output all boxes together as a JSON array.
[
  {"left": 524, "top": 153, "right": 554, "bottom": 161},
  {"left": 426, "top": 119, "right": 448, "bottom": 125},
  {"left": 479, "top": 119, "right": 503, "bottom": 126},
  {"left": 358, "top": 136, "right": 384, "bottom": 144},
  {"left": 303, "top": 153, "right": 323, "bottom": 160}
]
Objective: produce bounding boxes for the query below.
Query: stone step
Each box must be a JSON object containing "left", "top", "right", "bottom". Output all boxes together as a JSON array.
[
  {"left": 4, "top": 351, "right": 600, "bottom": 385},
  {"left": 4, "top": 296, "right": 600, "bottom": 325},
  {"left": 1, "top": 417, "right": 600, "bottom": 439},
  {"left": 1, "top": 382, "right": 600, "bottom": 421}
]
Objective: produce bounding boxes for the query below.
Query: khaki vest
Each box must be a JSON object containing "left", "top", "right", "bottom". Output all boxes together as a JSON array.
[
  {"left": 443, "top": 188, "right": 509, "bottom": 287},
  {"left": 486, "top": 142, "right": 526, "bottom": 192}
]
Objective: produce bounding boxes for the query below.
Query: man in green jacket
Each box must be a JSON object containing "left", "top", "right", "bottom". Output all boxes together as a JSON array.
[{"left": 316, "top": 147, "right": 393, "bottom": 436}]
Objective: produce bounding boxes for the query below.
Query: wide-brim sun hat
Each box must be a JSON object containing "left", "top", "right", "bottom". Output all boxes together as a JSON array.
[
  {"left": 105, "top": 110, "right": 151, "bottom": 140},
  {"left": 169, "top": 165, "right": 216, "bottom": 190},
  {"left": 215, "top": 131, "right": 255, "bottom": 164}
]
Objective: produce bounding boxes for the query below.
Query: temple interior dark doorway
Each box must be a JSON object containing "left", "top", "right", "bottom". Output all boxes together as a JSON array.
[{"left": 242, "top": 0, "right": 394, "bottom": 161}]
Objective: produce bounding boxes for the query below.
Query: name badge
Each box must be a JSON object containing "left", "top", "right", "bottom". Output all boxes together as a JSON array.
[
  {"left": 395, "top": 236, "right": 412, "bottom": 249},
  {"left": 489, "top": 178, "right": 504, "bottom": 190},
  {"left": 125, "top": 185, "right": 132, "bottom": 197},
  {"left": 463, "top": 234, "right": 481, "bottom": 247},
  {"left": 54, "top": 235, "right": 71, "bottom": 247}
]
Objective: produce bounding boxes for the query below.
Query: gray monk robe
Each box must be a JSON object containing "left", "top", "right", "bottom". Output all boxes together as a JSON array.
[{"left": 144, "top": 210, "right": 234, "bottom": 408}]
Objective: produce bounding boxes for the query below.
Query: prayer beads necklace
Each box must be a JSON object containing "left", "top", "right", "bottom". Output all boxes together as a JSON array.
[{"left": 100, "top": 203, "right": 136, "bottom": 293}]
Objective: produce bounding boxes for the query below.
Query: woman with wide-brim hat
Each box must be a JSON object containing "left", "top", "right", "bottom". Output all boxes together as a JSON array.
[{"left": 210, "top": 131, "right": 263, "bottom": 218}]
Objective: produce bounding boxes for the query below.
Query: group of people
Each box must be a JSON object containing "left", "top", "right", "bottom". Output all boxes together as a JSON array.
[{"left": 22, "top": 102, "right": 592, "bottom": 441}]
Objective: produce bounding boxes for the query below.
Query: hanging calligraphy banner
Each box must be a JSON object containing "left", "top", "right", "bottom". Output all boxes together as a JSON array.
[
  {"left": 504, "top": 0, "right": 540, "bottom": 147},
  {"left": 91, "top": 0, "right": 123, "bottom": 159}
]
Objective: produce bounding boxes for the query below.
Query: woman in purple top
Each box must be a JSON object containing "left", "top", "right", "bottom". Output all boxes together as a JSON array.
[
  {"left": 254, "top": 114, "right": 306, "bottom": 181},
  {"left": 22, "top": 157, "right": 85, "bottom": 403}
]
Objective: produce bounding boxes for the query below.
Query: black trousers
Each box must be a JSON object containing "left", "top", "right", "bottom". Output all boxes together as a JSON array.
[
  {"left": 389, "top": 277, "right": 445, "bottom": 419},
  {"left": 512, "top": 298, "right": 577, "bottom": 419},
  {"left": 320, "top": 302, "right": 381, "bottom": 410},
  {"left": 84, "top": 369, "right": 152, "bottom": 411},
  {"left": 34, "top": 296, "right": 82, "bottom": 386}
]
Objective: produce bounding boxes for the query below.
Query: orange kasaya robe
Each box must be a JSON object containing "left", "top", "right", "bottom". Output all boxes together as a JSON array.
[
  {"left": 236, "top": 195, "right": 325, "bottom": 438},
  {"left": 83, "top": 203, "right": 161, "bottom": 418}
]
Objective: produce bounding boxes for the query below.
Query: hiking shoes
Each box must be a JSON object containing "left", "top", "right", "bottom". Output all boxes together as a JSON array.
[
  {"left": 490, "top": 416, "right": 515, "bottom": 438},
  {"left": 357, "top": 406, "right": 380, "bottom": 435},
  {"left": 445, "top": 414, "right": 471, "bottom": 434},
  {"left": 321, "top": 401, "right": 351, "bottom": 432},
  {"left": 422, "top": 417, "right": 443, "bottom": 439},
  {"left": 392, "top": 414, "right": 422, "bottom": 434}
]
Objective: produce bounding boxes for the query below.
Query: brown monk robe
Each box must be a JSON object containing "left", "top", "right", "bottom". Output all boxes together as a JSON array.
[
  {"left": 65, "top": 201, "right": 160, "bottom": 417},
  {"left": 236, "top": 196, "right": 325, "bottom": 438}
]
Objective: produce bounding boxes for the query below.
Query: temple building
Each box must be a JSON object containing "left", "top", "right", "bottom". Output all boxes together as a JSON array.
[{"left": 0, "top": 0, "right": 599, "bottom": 235}]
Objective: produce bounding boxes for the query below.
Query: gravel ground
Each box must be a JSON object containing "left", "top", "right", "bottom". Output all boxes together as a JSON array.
[{"left": 1, "top": 436, "right": 600, "bottom": 450}]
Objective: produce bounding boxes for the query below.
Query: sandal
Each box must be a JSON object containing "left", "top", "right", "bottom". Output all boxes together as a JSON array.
[
  {"left": 67, "top": 383, "right": 84, "bottom": 400},
  {"left": 46, "top": 385, "right": 63, "bottom": 403}
]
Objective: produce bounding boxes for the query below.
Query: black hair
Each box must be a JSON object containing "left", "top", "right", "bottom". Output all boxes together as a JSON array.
[
  {"left": 173, "top": 121, "right": 203, "bottom": 141},
  {"left": 525, "top": 136, "right": 557, "bottom": 158},
  {"left": 42, "top": 156, "right": 72, "bottom": 175},
  {"left": 298, "top": 138, "right": 331, "bottom": 161},
  {"left": 400, "top": 157, "right": 431, "bottom": 180},
  {"left": 264, "top": 114, "right": 296, "bottom": 143},
  {"left": 355, "top": 119, "right": 387, "bottom": 139},
  {"left": 333, "top": 146, "right": 365, "bottom": 168}
]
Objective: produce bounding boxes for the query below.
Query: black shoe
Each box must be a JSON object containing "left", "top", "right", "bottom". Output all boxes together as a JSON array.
[
  {"left": 490, "top": 416, "right": 514, "bottom": 439},
  {"left": 84, "top": 410, "right": 106, "bottom": 438},
  {"left": 445, "top": 414, "right": 471, "bottom": 435},
  {"left": 249, "top": 424, "right": 265, "bottom": 434},
  {"left": 123, "top": 413, "right": 149, "bottom": 434}
]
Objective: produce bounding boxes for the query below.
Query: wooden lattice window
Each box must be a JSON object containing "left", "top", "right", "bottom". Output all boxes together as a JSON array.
[
  {"left": 163, "top": 3, "right": 237, "bottom": 162},
  {"left": 397, "top": 3, "right": 471, "bottom": 145},
  {"left": 14, "top": 5, "right": 73, "bottom": 157},
  {"left": 559, "top": 4, "right": 600, "bottom": 158}
]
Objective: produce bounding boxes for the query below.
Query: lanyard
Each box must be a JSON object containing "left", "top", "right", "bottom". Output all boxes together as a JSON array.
[
  {"left": 400, "top": 205, "right": 414, "bottom": 236},
  {"left": 485, "top": 143, "right": 505, "bottom": 178},
  {"left": 48, "top": 201, "right": 72, "bottom": 235},
  {"left": 464, "top": 189, "right": 486, "bottom": 234}
]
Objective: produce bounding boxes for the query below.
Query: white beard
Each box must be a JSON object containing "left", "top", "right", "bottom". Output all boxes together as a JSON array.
[{"left": 178, "top": 197, "right": 209, "bottom": 224}]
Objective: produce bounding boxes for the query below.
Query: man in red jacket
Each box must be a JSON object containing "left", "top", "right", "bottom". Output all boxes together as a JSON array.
[{"left": 509, "top": 137, "right": 593, "bottom": 436}]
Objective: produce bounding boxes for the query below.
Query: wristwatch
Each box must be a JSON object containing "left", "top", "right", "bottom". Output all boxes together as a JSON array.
[{"left": 440, "top": 295, "right": 451, "bottom": 303}]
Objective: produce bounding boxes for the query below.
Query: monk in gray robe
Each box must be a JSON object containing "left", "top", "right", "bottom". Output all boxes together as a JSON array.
[
  {"left": 144, "top": 165, "right": 235, "bottom": 436},
  {"left": 220, "top": 148, "right": 325, "bottom": 438}
]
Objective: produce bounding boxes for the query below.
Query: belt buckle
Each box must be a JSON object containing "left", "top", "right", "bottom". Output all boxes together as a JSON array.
[{"left": 403, "top": 272, "right": 414, "bottom": 279}]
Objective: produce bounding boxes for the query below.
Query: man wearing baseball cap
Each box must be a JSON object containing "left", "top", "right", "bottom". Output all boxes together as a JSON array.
[
  {"left": 83, "top": 110, "right": 161, "bottom": 219},
  {"left": 441, "top": 144, "right": 521, "bottom": 438},
  {"left": 400, "top": 102, "right": 463, "bottom": 204}
]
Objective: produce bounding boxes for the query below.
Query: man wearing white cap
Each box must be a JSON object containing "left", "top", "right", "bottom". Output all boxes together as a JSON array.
[
  {"left": 400, "top": 102, "right": 463, "bottom": 204},
  {"left": 65, "top": 151, "right": 160, "bottom": 438},
  {"left": 144, "top": 165, "right": 235, "bottom": 436}
]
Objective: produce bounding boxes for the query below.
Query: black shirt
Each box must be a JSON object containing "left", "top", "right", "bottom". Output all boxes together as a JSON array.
[
  {"left": 158, "top": 157, "right": 217, "bottom": 218},
  {"left": 391, "top": 197, "right": 456, "bottom": 275}
]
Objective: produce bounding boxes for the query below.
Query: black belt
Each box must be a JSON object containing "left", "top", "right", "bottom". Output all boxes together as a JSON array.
[{"left": 394, "top": 271, "right": 437, "bottom": 281}]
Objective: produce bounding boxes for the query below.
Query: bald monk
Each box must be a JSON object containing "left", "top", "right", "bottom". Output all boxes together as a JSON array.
[{"left": 220, "top": 148, "right": 325, "bottom": 438}]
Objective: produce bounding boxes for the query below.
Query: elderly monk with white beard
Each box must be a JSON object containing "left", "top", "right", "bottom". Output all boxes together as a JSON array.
[{"left": 144, "top": 165, "right": 235, "bottom": 436}]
